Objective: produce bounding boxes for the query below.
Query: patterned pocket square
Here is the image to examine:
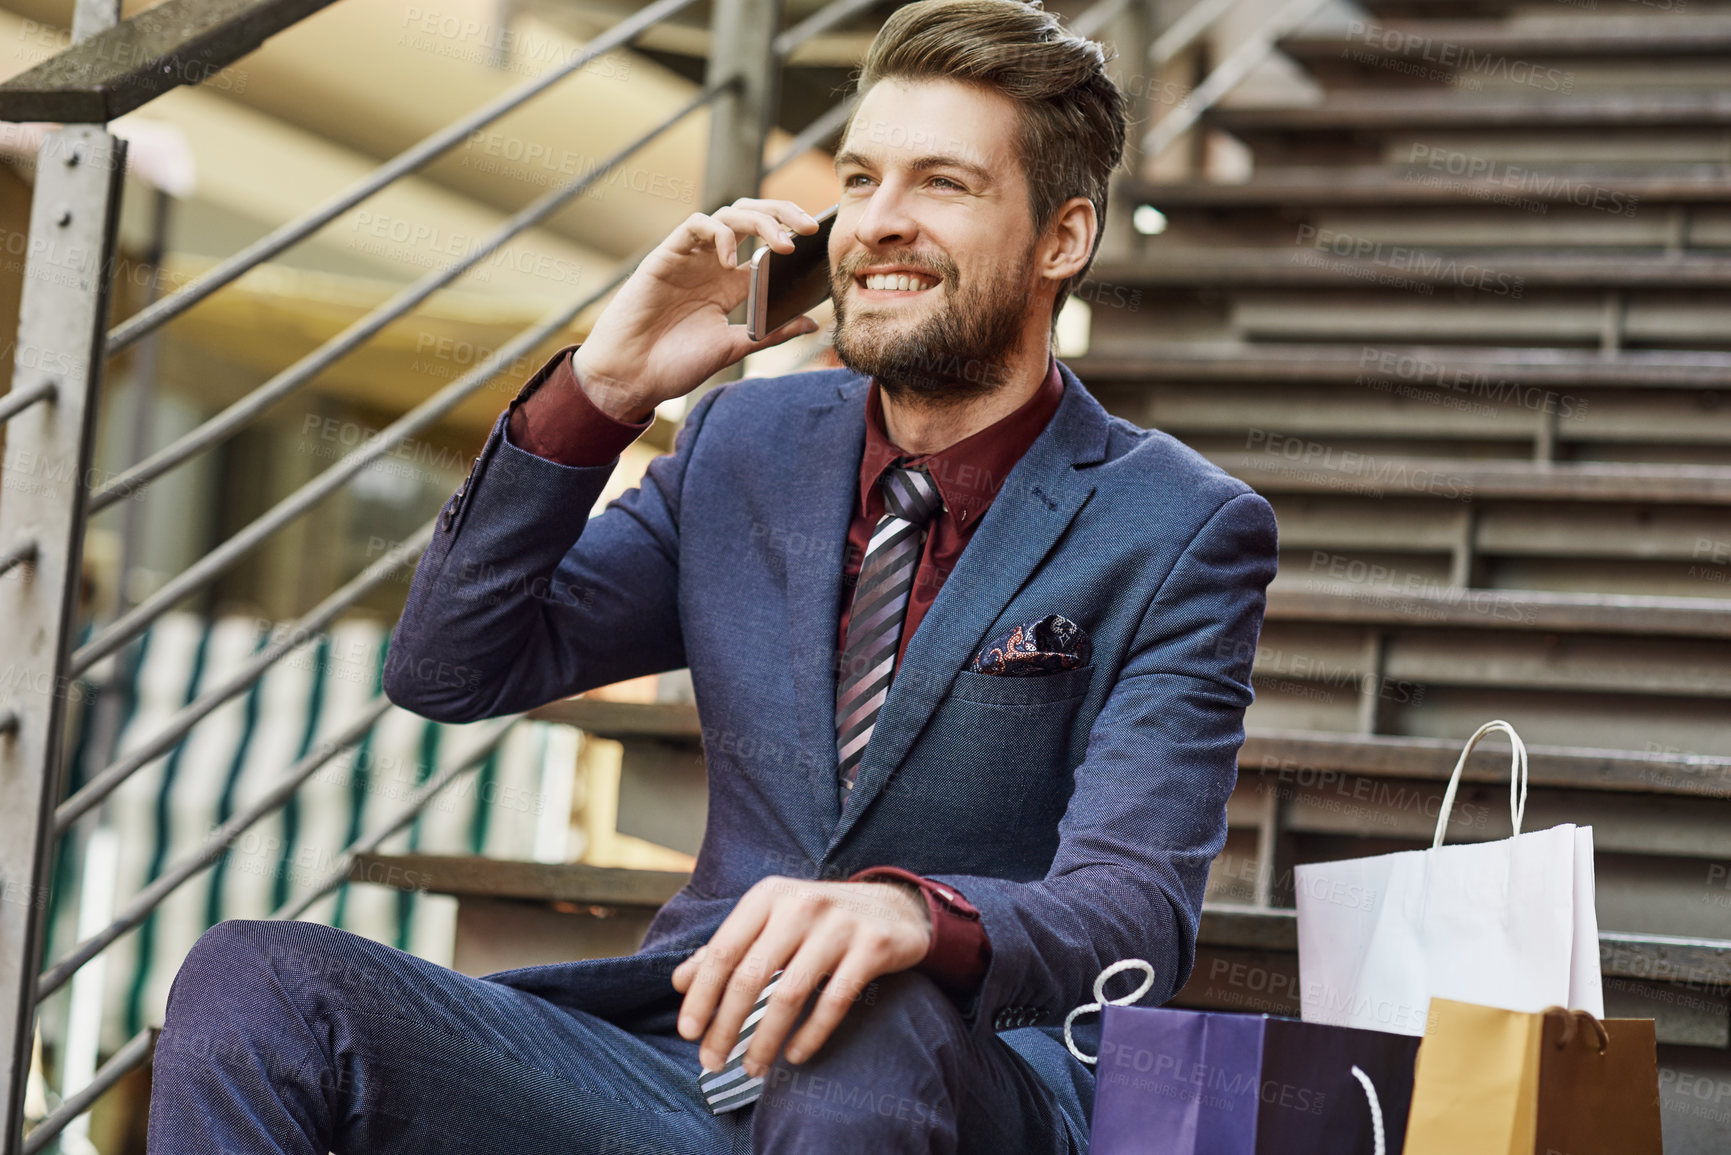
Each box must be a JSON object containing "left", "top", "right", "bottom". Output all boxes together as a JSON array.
[{"left": 968, "top": 614, "right": 1092, "bottom": 676}]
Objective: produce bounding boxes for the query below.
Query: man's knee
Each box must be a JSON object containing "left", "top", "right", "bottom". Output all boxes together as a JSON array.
[
  {"left": 758, "top": 971, "right": 964, "bottom": 1128},
  {"left": 167, "top": 919, "right": 379, "bottom": 1025}
]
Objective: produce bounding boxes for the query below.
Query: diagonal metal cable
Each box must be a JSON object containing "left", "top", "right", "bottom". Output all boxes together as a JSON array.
[
  {"left": 88, "top": 81, "right": 728, "bottom": 516},
  {"left": 102, "top": 0, "right": 703, "bottom": 356},
  {"left": 55, "top": 523, "right": 433, "bottom": 832},
  {"left": 69, "top": 244, "right": 646, "bottom": 682},
  {"left": 270, "top": 717, "right": 519, "bottom": 923},
  {"left": 38, "top": 700, "right": 394, "bottom": 1000},
  {"left": 20, "top": 1028, "right": 158, "bottom": 1155}
]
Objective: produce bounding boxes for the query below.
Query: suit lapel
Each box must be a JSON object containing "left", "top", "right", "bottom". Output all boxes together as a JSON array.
[
  {"left": 785, "top": 379, "right": 870, "bottom": 842},
  {"left": 823, "top": 362, "right": 1114, "bottom": 855}
]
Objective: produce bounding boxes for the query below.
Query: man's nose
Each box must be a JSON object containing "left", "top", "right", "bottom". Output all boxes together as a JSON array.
[{"left": 851, "top": 181, "right": 919, "bottom": 248}]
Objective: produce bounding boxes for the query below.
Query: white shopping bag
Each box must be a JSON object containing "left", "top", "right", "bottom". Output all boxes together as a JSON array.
[{"left": 1294, "top": 720, "right": 1603, "bottom": 1036}]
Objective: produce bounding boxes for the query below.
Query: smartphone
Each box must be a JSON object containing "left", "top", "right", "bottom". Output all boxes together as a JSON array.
[{"left": 746, "top": 204, "right": 838, "bottom": 342}]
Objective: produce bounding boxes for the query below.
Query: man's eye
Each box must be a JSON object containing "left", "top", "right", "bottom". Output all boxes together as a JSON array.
[
  {"left": 843, "top": 174, "right": 873, "bottom": 188},
  {"left": 932, "top": 177, "right": 960, "bottom": 189}
]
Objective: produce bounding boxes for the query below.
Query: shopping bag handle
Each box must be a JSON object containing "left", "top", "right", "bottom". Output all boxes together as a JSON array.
[
  {"left": 1432, "top": 719, "right": 1528, "bottom": 848},
  {"left": 1545, "top": 1005, "right": 1611, "bottom": 1054},
  {"left": 1350, "top": 1065, "right": 1386, "bottom": 1155},
  {"left": 1062, "top": 958, "right": 1157, "bottom": 1064}
]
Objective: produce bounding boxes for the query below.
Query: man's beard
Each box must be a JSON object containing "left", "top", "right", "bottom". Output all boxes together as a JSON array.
[{"left": 829, "top": 240, "right": 1037, "bottom": 409}]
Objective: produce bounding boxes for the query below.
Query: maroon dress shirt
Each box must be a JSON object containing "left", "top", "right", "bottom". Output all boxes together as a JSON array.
[{"left": 505, "top": 346, "right": 1066, "bottom": 997}]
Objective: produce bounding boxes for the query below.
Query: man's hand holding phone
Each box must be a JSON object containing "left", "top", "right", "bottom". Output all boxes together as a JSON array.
[{"left": 570, "top": 198, "right": 824, "bottom": 423}]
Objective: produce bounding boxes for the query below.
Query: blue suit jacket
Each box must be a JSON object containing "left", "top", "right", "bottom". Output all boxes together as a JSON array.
[{"left": 384, "top": 354, "right": 1278, "bottom": 1042}]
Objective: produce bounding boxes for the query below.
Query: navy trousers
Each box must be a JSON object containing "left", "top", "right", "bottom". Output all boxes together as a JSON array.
[{"left": 146, "top": 920, "right": 1093, "bottom": 1154}]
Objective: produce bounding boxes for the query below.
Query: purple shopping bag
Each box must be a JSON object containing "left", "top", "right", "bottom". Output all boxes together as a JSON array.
[{"left": 1084, "top": 1003, "right": 1420, "bottom": 1154}]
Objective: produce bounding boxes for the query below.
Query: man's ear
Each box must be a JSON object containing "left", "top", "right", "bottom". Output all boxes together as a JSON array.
[{"left": 1040, "top": 196, "right": 1098, "bottom": 286}]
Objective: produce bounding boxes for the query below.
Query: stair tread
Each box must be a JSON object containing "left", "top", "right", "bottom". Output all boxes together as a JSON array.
[
  {"left": 1070, "top": 344, "right": 1731, "bottom": 387},
  {"left": 1210, "top": 91, "right": 1731, "bottom": 131},
  {"left": 1199, "top": 904, "right": 1731, "bottom": 981},
  {"left": 1090, "top": 248, "right": 1731, "bottom": 288},
  {"left": 529, "top": 705, "right": 1731, "bottom": 795},
  {"left": 1128, "top": 167, "right": 1731, "bottom": 206},
  {"left": 1212, "top": 453, "right": 1731, "bottom": 503},
  {"left": 346, "top": 851, "right": 690, "bottom": 907},
  {"left": 1282, "top": 17, "right": 1731, "bottom": 58},
  {"left": 1267, "top": 581, "right": 1731, "bottom": 636}
]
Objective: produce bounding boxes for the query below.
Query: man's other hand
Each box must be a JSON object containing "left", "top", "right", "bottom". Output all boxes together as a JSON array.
[{"left": 670, "top": 876, "right": 932, "bottom": 1078}]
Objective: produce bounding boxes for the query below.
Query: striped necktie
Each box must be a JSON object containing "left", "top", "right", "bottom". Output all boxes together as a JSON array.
[
  {"left": 698, "top": 969, "right": 784, "bottom": 1114},
  {"left": 835, "top": 461, "right": 944, "bottom": 801}
]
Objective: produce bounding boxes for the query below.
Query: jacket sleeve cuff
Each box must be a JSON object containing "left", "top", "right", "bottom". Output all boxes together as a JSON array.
[
  {"left": 505, "top": 345, "right": 653, "bottom": 467},
  {"left": 848, "top": 866, "right": 991, "bottom": 996}
]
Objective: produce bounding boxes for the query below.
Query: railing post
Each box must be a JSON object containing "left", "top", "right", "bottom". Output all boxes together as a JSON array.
[
  {"left": 689, "top": 0, "right": 784, "bottom": 420},
  {"left": 701, "top": 0, "right": 784, "bottom": 210},
  {"left": 1097, "top": 0, "right": 1160, "bottom": 264},
  {"left": 0, "top": 120, "right": 128, "bottom": 1155}
]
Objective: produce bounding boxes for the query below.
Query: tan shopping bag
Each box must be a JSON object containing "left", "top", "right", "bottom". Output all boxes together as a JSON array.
[{"left": 1402, "top": 998, "right": 1662, "bottom": 1155}]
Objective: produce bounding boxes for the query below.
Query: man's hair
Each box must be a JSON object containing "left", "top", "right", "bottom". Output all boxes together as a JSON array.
[{"left": 845, "top": 0, "right": 1128, "bottom": 325}]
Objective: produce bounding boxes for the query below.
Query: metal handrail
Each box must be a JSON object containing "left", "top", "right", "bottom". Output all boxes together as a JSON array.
[
  {"left": 1071, "top": 0, "right": 1134, "bottom": 40},
  {"left": 68, "top": 241, "right": 649, "bottom": 680},
  {"left": 54, "top": 523, "right": 433, "bottom": 832},
  {"left": 3, "top": 0, "right": 870, "bottom": 1145},
  {"left": 38, "top": 699, "right": 396, "bottom": 1000},
  {"left": 271, "top": 718, "right": 519, "bottom": 922},
  {"left": 88, "top": 79, "right": 730, "bottom": 516},
  {"left": 0, "top": 381, "right": 54, "bottom": 425},
  {"left": 102, "top": 0, "right": 705, "bottom": 356},
  {"left": 767, "top": 94, "right": 857, "bottom": 177},
  {"left": 0, "top": 540, "right": 34, "bottom": 580},
  {"left": 1148, "top": 0, "right": 1236, "bottom": 68},
  {"left": 1142, "top": 0, "right": 1333, "bottom": 158},
  {"left": 20, "top": 1029, "right": 157, "bottom": 1155},
  {"left": 773, "top": 0, "right": 883, "bottom": 57}
]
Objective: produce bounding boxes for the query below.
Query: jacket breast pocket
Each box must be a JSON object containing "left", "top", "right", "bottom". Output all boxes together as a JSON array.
[{"left": 893, "top": 664, "right": 1093, "bottom": 860}]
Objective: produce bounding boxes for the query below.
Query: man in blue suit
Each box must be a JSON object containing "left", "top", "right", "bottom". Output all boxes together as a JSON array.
[{"left": 147, "top": 2, "right": 1276, "bottom": 1152}]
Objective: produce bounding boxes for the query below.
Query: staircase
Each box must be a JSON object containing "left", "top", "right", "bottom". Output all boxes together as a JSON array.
[{"left": 1083, "top": 3, "right": 1731, "bottom": 1146}]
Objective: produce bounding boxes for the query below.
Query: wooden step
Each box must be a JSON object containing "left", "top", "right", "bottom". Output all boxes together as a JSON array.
[
  {"left": 1089, "top": 249, "right": 1731, "bottom": 291},
  {"left": 1197, "top": 906, "right": 1731, "bottom": 989},
  {"left": 1282, "top": 18, "right": 1731, "bottom": 67},
  {"left": 1355, "top": 0, "right": 1705, "bottom": 15},
  {"left": 347, "top": 851, "right": 689, "bottom": 908},
  {"left": 1268, "top": 582, "right": 1731, "bottom": 637},
  {"left": 344, "top": 857, "right": 1731, "bottom": 989},
  {"left": 1208, "top": 91, "right": 1731, "bottom": 135},
  {"left": 1127, "top": 168, "right": 1731, "bottom": 209},
  {"left": 1213, "top": 455, "right": 1731, "bottom": 503},
  {"left": 343, "top": 855, "right": 1731, "bottom": 1045},
  {"left": 1240, "top": 729, "right": 1731, "bottom": 797},
  {"left": 530, "top": 703, "right": 1731, "bottom": 796},
  {"left": 1069, "top": 345, "right": 1731, "bottom": 389},
  {"left": 1186, "top": 905, "right": 1731, "bottom": 1047}
]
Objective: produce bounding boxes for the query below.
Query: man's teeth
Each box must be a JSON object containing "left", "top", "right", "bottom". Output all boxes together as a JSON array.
[{"left": 863, "top": 273, "right": 935, "bottom": 292}]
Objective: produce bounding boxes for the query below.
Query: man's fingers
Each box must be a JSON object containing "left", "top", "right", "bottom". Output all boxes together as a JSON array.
[
  {"left": 784, "top": 957, "right": 880, "bottom": 1065},
  {"left": 712, "top": 206, "right": 801, "bottom": 254},
  {"left": 698, "top": 915, "right": 811, "bottom": 1072},
  {"left": 742, "top": 936, "right": 847, "bottom": 1078},
  {"left": 671, "top": 944, "right": 707, "bottom": 993},
  {"left": 741, "top": 314, "right": 822, "bottom": 356},
  {"left": 677, "top": 898, "right": 771, "bottom": 1041}
]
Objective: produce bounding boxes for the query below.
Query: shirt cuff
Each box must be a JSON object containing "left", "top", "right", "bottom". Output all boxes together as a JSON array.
[
  {"left": 505, "top": 345, "right": 654, "bottom": 467},
  {"left": 848, "top": 866, "right": 991, "bottom": 996}
]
